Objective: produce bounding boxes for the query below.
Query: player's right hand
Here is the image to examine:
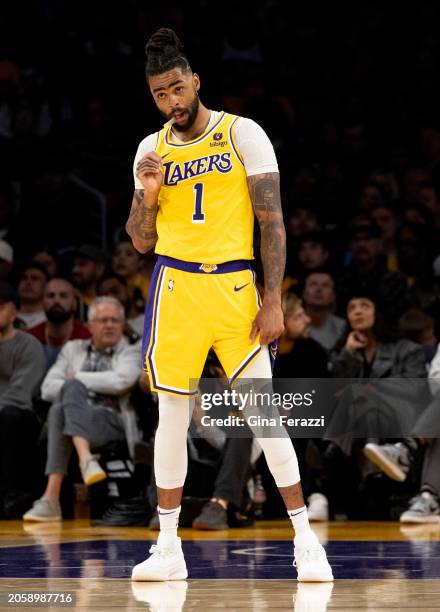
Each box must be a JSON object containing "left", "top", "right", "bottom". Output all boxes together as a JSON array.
[
  {"left": 345, "top": 331, "right": 368, "bottom": 353},
  {"left": 136, "top": 152, "right": 164, "bottom": 196}
]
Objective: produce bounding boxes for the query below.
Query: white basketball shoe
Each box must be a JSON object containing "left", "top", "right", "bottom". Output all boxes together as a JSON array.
[
  {"left": 294, "top": 534, "right": 333, "bottom": 582},
  {"left": 131, "top": 535, "right": 188, "bottom": 581}
]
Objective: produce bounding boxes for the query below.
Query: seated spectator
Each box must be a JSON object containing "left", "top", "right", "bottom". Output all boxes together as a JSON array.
[
  {"left": 295, "top": 232, "right": 330, "bottom": 279},
  {"left": 17, "top": 261, "right": 50, "bottom": 328},
  {"left": 403, "top": 202, "right": 434, "bottom": 228},
  {"left": 111, "top": 239, "right": 150, "bottom": 312},
  {"left": 417, "top": 182, "right": 440, "bottom": 229},
  {"left": 286, "top": 207, "right": 321, "bottom": 240},
  {"left": 327, "top": 292, "right": 428, "bottom": 456},
  {"left": 364, "top": 341, "right": 440, "bottom": 523},
  {"left": 338, "top": 217, "right": 408, "bottom": 323},
  {"left": 27, "top": 278, "right": 91, "bottom": 369},
  {"left": 0, "top": 283, "right": 46, "bottom": 517},
  {"left": 31, "top": 247, "right": 59, "bottom": 278},
  {"left": 71, "top": 244, "right": 107, "bottom": 322},
  {"left": 395, "top": 222, "right": 433, "bottom": 289},
  {"left": 23, "top": 296, "right": 141, "bottom": 522},
  {"left": 0, "top": 240, "right": 13, "bottom": 282},
  {"left": 399, "top": 309, "right": 437, "bottom": 364},
  {"left": 302, "top": 271, "right": 346, "bottom": 352},
  {"left": 358, "top": 181, "right": 386, "bottom": 212},
  {"left": 97, "top": 272, "right": 144, "bottom": 338},
  {"left": 324, "top": 292, "right": 429, "bottom": 518},
  {"left": 369, "top": 203, "right": 401, "bottom": 272}
]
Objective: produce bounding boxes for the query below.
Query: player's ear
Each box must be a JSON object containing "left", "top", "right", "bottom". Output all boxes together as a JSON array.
[{"left": 193, "top": 73, "right": 200, "bottom": 91}]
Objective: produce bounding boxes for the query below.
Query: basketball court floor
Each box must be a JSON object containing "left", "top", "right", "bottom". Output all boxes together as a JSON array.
[{"left": 0, "top": 520, "right": 439, "bottom": 610}]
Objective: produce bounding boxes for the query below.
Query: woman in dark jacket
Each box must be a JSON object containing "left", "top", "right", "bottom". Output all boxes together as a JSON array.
[
  {"left": 327, "top": 293, "right": 429, "bottom": 452},
  {"left": 323, "top": 292, "right": 430, "bottom": 517}
]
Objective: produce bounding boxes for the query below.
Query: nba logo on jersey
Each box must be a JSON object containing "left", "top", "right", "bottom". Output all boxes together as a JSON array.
[{"left": 168, "top": 279, "right": 174, "bottom": 291}]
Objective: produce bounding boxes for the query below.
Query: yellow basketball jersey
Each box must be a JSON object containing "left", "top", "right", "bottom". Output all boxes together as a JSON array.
[{"left": 154, "top": 112, "right": 254, "bottom": 264}]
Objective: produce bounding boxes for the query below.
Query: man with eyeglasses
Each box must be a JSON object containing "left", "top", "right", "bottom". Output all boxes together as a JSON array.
[{"left": 23, "top": 296, "right": 142, "bottom": 522}]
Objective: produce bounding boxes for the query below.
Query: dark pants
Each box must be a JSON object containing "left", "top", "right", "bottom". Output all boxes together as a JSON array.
[
  {"left": 0, "top": 405, "right": 41, "bottom": 496},
  {"left": 46, "top": 379, "right": 125, "bottom": 475},
  {"left": 411, "top": 394, "right": 440, "bottom": 496},
  {"left": 213, "top": 437, "right": 253, "bottom": 508}
]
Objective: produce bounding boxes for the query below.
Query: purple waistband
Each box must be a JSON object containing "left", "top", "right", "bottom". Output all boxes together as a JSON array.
[{"left": 157, "top": 255, "right": 252, "bottom": 274}]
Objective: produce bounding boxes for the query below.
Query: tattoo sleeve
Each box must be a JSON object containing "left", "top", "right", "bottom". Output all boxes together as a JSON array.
[
  {"left": 125, "top": 189, "right": 158, "bottom": 253},
  {"left": 247, "top": 172, "right": 286, "bottom": 296}
]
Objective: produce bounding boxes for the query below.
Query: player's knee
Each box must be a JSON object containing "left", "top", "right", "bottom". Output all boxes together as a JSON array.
[{"left": 257, "top": 437, "right": 300, "bottom": 488}]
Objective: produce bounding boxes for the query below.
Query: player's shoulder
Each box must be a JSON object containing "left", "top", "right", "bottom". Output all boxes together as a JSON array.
[
  {"left": 228, "top": 114, "right": 267, "bottom": 135},
  {"left": 135, "top": 131, "right": 160, "bottom": 156}
]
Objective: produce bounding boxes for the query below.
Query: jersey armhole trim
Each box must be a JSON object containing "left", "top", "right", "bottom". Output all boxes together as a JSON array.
[{"left": 229, "top": 117, "right": 244, "bottom": 166}]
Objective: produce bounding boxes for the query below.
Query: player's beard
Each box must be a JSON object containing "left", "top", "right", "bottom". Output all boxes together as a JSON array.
[{"left": 164, "top": 93, "right": 200, "bottom": 133}]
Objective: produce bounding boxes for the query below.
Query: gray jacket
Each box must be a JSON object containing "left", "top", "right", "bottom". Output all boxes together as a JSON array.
[{"left": 41, "top": 337, "right": 142, "bottom": 456}]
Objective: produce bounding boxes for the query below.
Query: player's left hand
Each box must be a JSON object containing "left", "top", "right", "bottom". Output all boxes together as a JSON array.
[{"left": 250, "top": 299, "right": 284, "bottom": 345}]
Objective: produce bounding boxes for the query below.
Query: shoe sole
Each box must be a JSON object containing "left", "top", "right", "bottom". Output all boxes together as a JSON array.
[
  {"left": 84, "top": 472, "right": 107, "bottom": 487},
  {"left": 192, "top": 520, "right": 228, "bottom": 530},
  {"left": 23, "top": 515, "right": 61, "bottom": 522},
  {"left": 363, "top": 445, "right": 406, "bottom": 481},
  {"left": 400, "top": 514, "right": 440, "bottom": 524}
]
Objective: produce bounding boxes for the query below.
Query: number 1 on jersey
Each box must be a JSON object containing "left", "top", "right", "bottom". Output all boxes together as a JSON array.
[{"left": 192, "top": 182, "right": 205, "bottom": 223}]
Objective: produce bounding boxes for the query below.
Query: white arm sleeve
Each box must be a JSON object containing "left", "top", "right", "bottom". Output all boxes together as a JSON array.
[
  {"left": 132, "top": 133, "right": 159, "bottom": 189},
  {"left": 234, "top": 117, "right": 279, "bottom": 177}
]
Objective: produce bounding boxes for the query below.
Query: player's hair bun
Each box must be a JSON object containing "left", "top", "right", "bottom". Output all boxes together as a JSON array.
[
  {"left": 145, "top": 28, "right": 190, "bottom": 77},
  {"left": 145, "top": 28, "right": 184, "bottom": 58}
]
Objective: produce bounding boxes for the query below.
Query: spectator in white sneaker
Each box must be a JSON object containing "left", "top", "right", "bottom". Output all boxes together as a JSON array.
[
  {"left": 364, "top": 340, "right": 440, "bottom": 523},
  {"left": 23, "top": 296, "right": 142, "bottom": 522},
  {"left": 327, "top": 291, "right": 428, "bottom": 457}
]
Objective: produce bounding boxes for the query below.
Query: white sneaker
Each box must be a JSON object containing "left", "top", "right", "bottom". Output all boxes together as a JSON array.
[
  {"left": 80, "top": 456, "right": 107, "bottom": 487},
  {"left": 363, "top": 442, "right": 410, "bottom": 482},
  {"left": 294, "top": 535, "right": 333, "bottom": 582},
  {"left": 131, "top": 536, "right": 188, "bottom": 581},
  {"left": 23, "top": 497, "right": 62, "bottom": 522},
  {"left": 307, "top": 494, "right": 329, "bottom": 522},
  {"left": 400, "top": 491, "right": 440, "bottom": 524}
]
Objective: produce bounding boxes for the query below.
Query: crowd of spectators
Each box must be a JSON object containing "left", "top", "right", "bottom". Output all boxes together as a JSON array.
[{"left": 1, "top": 2, "right": 440, "bottom": 526}]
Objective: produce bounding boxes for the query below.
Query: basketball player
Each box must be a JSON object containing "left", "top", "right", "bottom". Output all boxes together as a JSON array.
[{"left": 127, "top": 28, "right": 332, "bottom": 582}]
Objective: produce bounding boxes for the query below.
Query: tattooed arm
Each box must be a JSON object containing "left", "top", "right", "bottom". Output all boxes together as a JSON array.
[
  {"left": 125, "top": 189, "right": 158, "bottom": 254},
  {"left": 126, "top": 151, "right": 163, "bottom": 253},
  {"left": 247, "top": 172, "right": 286, "bottom": 344}
]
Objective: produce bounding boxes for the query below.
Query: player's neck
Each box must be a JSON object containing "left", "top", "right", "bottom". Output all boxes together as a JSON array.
[{"left": 173, "top": 104, "right": 211, "bottom": 142}]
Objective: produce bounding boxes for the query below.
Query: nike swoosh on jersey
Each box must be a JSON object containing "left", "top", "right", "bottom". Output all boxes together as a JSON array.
[{"left": 234, "top": 283, "right": 249, "bottom": 292}]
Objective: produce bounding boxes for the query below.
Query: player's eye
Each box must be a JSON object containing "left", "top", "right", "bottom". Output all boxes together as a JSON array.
[{"left": 175, "top": 87, "right": 183, "bottom": 93}]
